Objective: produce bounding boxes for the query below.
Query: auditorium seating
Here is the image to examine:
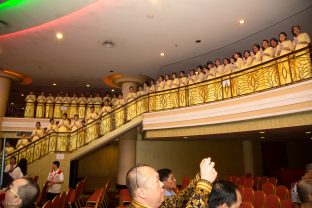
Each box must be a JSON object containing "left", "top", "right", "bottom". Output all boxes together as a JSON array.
[
  {"left": 241, "top": 202, "right": 254, "bottom": 208},
  {"left": 266, "top": 194, "right": 280, "bottom": 208},
  {"left": 280, "top": 199, "right": 294, "bottom": 208},
  {"left": 243, "top": 187, "right": 254, "bottom": 203},
  {"left": 276, "top": 185, "right": 289, "bottom": 200},
  {"left": 262, "top": 182, "right": 276, "bottom": 195},
  {"left": 253, "top": 191, "right": 266, "bottom": 208}
]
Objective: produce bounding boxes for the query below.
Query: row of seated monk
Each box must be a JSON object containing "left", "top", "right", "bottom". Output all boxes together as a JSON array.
[{"left": 23, "top": 25, "right": 311, "bottom": 119}]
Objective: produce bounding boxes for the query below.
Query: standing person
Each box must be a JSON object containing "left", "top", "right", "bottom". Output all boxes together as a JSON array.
[
  {"left": 103, "top": 92, "right": 111, "bottom": 105},
  {"left": 243, "top": 50, "right": 253, "bottom": 68},
  {"left": 78, "top": 93, "right": 87, "bottom": 119},
  {"left": 30, "top": 122, "right": 45, "bottom": 142},
  {"left": 45, "top": 92, "right": 55, "bottom": 118},
  {"left": 36, "top": 91, "right": 46, "bottom": 118},
  {"left": 57, "top": 113, "right": 70, "bottom": 151},
  {"left": 86, "top": 94, "right": 94, "bottom": 116},
  {"left": 24, "top": 91, "right": 36, "bottom": 118},
  {"left": 234, "top": 52, "right": 243, "bottom": 71},
  {"left": 10, "top": 159, "right": 28, "bottom": 180},
  {"left": 4, "top": 142, "right": 15, "bottom": 155},
  {"left": 252, "top": 44, "right": 262, "bottom": 66},
  {"left": 46, "top": 118, "right": 58, "bottom": 134},
  {"left": 297, "top": 179, "right": 312, "bottom": 208},
  {"left": 16, "top": 132, "right": 29, "bottom": 149},
  {"left": 94, "top": 92, "right": 103, "bottom": 114},
  {"left": 70, "top": 93, "right": 79, "bottom": 119},
  {"left": 62, "top": 92, "right": 71, "bottom": 116},
  {"left": 53, "top": 92, "right": 63, "bottom": 119},
  {"left": 270, "top": 37, "right": 279, "bottom": 57},
  {"left": 126, "top": 87, "right": 137, "bottom": 120},
  {"left": 292, "top": 25, "right": 312, "bottom": 81},
  {"left": 5, "top": 157, "right": 17, "bottom": 173},
  {"left": 70, "top": 114, "right": 82, "bottom": 150},
  {"left": 262, "top": 39, "right": 275, "bottom": 62},
  {"left": 47, "top": 161, "right": 64, "bottom": 201},
  {"left": 100, "top": 100, "right": 112, "bottom": 135},
  {"left": 85, "top": 106, "right": 99, "bottom": 143}
]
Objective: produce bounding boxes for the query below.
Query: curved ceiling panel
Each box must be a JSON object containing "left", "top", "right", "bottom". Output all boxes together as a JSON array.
[{"left": 0, "top": 0, "right": 97, "bottom": 35}]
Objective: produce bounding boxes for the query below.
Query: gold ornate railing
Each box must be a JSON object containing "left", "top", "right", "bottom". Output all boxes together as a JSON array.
[{"left": 4, "top": 45, "right": 312, "bottom": 164}]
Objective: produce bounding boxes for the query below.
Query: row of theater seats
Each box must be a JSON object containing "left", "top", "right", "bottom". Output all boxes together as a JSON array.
[
  {"left": 38, "top": 177, "right": 112, "bottom": 208},
  {"left": 227, "top": 176, "right": 294, "bottom": 208}
]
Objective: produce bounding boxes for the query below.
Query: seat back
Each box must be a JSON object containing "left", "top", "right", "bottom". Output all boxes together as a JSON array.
[
  {"left": 253, "top": 176, "right": 261, "bottom": 190},
  {"left": 253, "top": 191, "right": 266, "bottom": 208},
  {"left": 241, "top": 202, "right": 254, "bottom": 208},
  {"left": 261, "top": 176, "right": 269, "bottom": 186},
  {"left": 42, "top": 200, "right": 53, "bottom": 208},
  {"left": 230, "top": 176, "right": 239, "bottom": 185},
  {"left": 51, "top": 195, "right": 61, "bottom": 208},
  {"left": 36, "top": 182, "right": 48, "bottom": 207},
  {"left": 120, "top": 189, "right": 132, "bottom": 205},
  {"left": 269, "top": 177, "right": 278, "bottom": 186},
  {"left": 280, "top": 199, "right": 294, "bottom": 208},
  {"left": 59, "top": 191, "right": 67, "bottom": 208},
  {"left": 276, "top": 185, "right": 289, "bottom": 200},
  {"left": 243, "top": 187, "right": 254, "bottom": 203},
  {"left": 266, "top": 194, "right": 280, "bottom": 208},
  {"left": 245, "top": 178, "right": 254, "bottom": 188},
  {"left": 262, "top": 182, "right": 276, "bottom": 195},
  {"left": 239, "top": 177, "right": 246, "bottom": 186}
]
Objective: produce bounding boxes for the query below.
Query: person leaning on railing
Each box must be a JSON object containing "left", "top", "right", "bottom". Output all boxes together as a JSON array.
[{"left": 30, "top": 122, "right": 45, "bottom": 142}]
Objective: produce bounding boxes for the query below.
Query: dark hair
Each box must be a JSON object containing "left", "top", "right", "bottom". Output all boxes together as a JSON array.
[
  {"left": 11, "top": 156, "right": 17, "bottom": 161},
  {"left": 279, "top": 32, "right": 287, "bottom": 40},
  {"left": 292, "top": 25, "right": 301, "bottom": 37},
  {"left": 157, "top": 168, "right": 172, "bottom": 182},
  {"left": 49, "top": 118, "right": 54, "bottom": 122},
  {"left": 17, "top": 159, "right": 28, "bottom": 176},
  {"left": 53, "top": 161, "right": 60, "bottom": 168},
  {"left": 262, "top": 39, "right": 269, "bottom": 44},
  {"left": 63, "top": 113, "right": 68, "bottom": 117},
  {"left": 234, "top": 52, "right": 242, "bottom": 58},
  {"left": 207, "top": 61, "right": 213, "bottom": 66},
  {"left": 36, "top": 122, "right": 41, "bottom": 126},
  {"left": 297, "top": 179, "right": 312, "bottom": 203},
  {"left": 223, "top": 58, "right": 230, "bottom": 63},
  {"left": 197, "top": 65, "right": 203, "bottom": 69},
  {"left": 17, "top": 177, "right": 40, "bottom": 208},
  {"left": 215, "top": 59, "right": 221, "bottom": 63},
  {"left": 253, "top": 44, "right": 260, "bottom": 50},
  {"left": 172, "top": 72, "right": 177, "bottom": 77},
  {"left": 179, "top": 70, "right": 185, "bottom": 74},
  {"left": 244, "top": 50, "right": 250, "bottom": 55},
  {"left": 74, "top": 114, "right": 79, "bottom": 117},
  {"left": 208, "top": 180, "right": 239, "bottom": 208}
]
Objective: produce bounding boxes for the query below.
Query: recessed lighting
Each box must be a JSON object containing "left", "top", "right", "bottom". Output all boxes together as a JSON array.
[
  {"left": 21, "top": 107, "right": 24, "bottom": 110},
  {"left": 239, "top": 19, "right": 245, "bottom": 24},
  {"left": 160, "top": 52, "right": 165, "bottom": 56},
  {"left": 111, "top": 89, "right": 115, "bottom": 92},
  {"left": 260, "top": 136, "right": 265, "bottom": 139},
  {"left": 259, "top": 131, "right": 265, "bottom": 134},
  {"left": 183, "top": 136, "right": 188, "bottom": 139},
  {"left": 52, "top": 83, "right": 56, "bottom": 86},
  {"left": 86, "top": 84, "right": 90, "bottom": 88},
  {"left": 109, "top": 70, "right": 114, "bottom": 73},
  {"left": 56, "top": 32, "right": 63, "bottom": 40},
  {"left": 146, "top": 14, "right": 154, "bottom": 19},
  {"left": 306, "top": 131, "right": 311, "bottom": 134},
  {"left": 10, "top": 102, "right": 14, "bottom": 105},
  {"left": 195, "top": 40, "right": 201, "bottom": 43},
  {"left": 20, "top": 93, "right": 24, "bottom": 97},
  {"left": 103, "top": 40, "right": 114, "bottom": 48}
]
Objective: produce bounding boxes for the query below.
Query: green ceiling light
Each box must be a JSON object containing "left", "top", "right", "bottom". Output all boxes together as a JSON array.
[{"left": 0, "top": 0, "right": 25, "bottom": 9}]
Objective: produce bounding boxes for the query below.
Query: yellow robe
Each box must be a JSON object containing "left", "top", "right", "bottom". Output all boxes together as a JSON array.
[
  {"left": 53, "top": 96, "right": 63, "bottom": 118},
  {"left": 102, "top": 96, "right": 111, "bottom": 105},
  {"left": 234, "top": 58, "right": 243, "bottom": 71},
  {"left": 195, "top": 72, "right": 206, "bottom": 104},
  {"left": 188, "top": 75, "right": 198, "bottom": 105},
  {"left": 57, "top": 119, "right": 70, "bottom": 151},
  {"left": 100, "top": 106, "right": 112, "bottom": 135},
  {"left": 70, "top": 97, "right": 79, "bottom": 118},
  {"left": 46, "top": 124, "right": 58, "bottom": 152},
  {"left": 45, "top": 96, "right": 54, "bottom": 118},
  {"left": 115, "top": 99, "right": 125, "bottom": 127},
  {"left": 85, "top": 112, "right": 99, "bottom": 143},
  {"left": 171, "top": 78, "right": 180, "bottom": 108},
  {"left": 148, "top": 85, "right": 156, "bottom": 111},
  {"left": 78, "top": 97, "right": 87, "bottom": 119},
  {"left": 262, "top": 47, "right": 274, "bottom": 62},
  {"left": 293, "top": 33, "right": 312, "bottom": 81},
  {"left": 24, "top": 94, "right": 36, "bottom": 118},
  {"left": 179, "top": 77, "right": 188, "bottom": 107},
  {"left": 31, "top": 128, "right": 45, "bottom": 142},
  {"left": 94, "top": 97, "right": 102, "bottom": 114},
  {"left": 127, "top": 92, "right": 137, "bottom": 120},
  {"left": 164, "top": 80, "right": 173, "bottom": 109},
  {"left": 63, "top": 97, "right": 71, "bottom": 116},
  {"left": 156, "top": 81, "right": 165, "bottom": 110},
  {"left": 277, "top": 40, "right": 294, "bottom": 85},
  {"left": 35, "top": 95, "right": 46, "bottom": 118},
  {"left": 86, "top": 97, "right": 94, "bottom": 116},
  {"left": 16, "top": 138, "right": 29, "bottom": 149},
  {"left": 136, "top": 91, "right": 146, "bottom": 114},
  {"left": 243, "top": 57, "right": 253, "bottom": 69},
  {"left": 252, "top": 51, "right": 262, "bottom": 66},
  {"left": 70, "top": 120, "right": 82, "bottom": 150}
]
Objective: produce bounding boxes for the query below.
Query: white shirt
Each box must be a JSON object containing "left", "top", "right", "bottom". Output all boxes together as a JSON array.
[
  {"left": 47, "top": 169, "right": 64, "bottom": 193},
  {"left": 5, "top": 164, "right": 16, "bottom": 173},
  {"left": 10, "top": 167, "right": 24, "bottom": 179}
]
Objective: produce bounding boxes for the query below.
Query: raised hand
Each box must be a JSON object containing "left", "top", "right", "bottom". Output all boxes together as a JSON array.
[{"left": 200, "top": 157, "right": 218, "bottom": 183}]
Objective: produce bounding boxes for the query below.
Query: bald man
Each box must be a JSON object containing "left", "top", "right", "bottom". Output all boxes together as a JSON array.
[
  {"left": 297, "top": 179, "right": 312, "bottom": 208},
  {"left": 126, "top": 157, "right": 218, "bottom": 208}
]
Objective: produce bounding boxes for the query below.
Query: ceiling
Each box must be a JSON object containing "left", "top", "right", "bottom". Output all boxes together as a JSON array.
[{"left": 0, "top": 0, "right": 312, "bottom": 88}]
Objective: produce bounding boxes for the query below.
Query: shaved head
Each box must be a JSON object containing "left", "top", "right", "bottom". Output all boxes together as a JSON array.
[{"left": 298, "top": 179, "right": 312, "bottom": 203}]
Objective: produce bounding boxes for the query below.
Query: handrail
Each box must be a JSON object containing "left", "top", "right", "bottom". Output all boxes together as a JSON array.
[{"left": 4, "top": 45, "right": 312, "bottom": 164}]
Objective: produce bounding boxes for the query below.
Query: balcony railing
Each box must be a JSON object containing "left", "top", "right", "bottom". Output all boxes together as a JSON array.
[{"left": 3, "top": 45, "right": 312, "bottom": 165}]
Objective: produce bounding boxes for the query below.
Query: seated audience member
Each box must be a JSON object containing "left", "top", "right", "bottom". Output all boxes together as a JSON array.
[
  {"left": 16, "top": 133, "right": 29, "bottom": 149},
  {"left": 10, "top": 159, "right": 28, "bottom": 180},
  {"left": 157, "top": 169, "right": 177, "bottom": 197},
  {"left": 126, "top": 157, "right": 217, "bottom": 208},
  {"left": 297, "top": 179, "right": 312, "bottom": 208},
  {"left": 208, "top": 180, "right": 242, "bottom": 208},
  {"left": 4, "top": 142, "right": 15, "bottom": 155},
  {"left": 292, "top": 163, "right": 312, "bottom": 204},
  {"left": 3, "top": 177, "right": 40, "bottom": 208}
]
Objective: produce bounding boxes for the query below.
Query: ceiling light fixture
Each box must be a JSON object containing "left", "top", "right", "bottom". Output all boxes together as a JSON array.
[
  {"left": 306, "top": 131, "right": 311, "bottom": 134},
  {"left": 259, "top": 131, "right": 265, "bottom": 134},
  {"left": 260, "top": 136, "right": 265, "bottom": 139},
  {"left": 195, "top": 40, "right": 201, "bottom": 43},
  {"left": 56, "top": 32, "right": 63, "bottom": 40},
  {"left": 239, "top": 19, "right": 245, "bottom": 24},
  {"left": 86, "top": 84, "right": 90, "bottom": 87},
  {"left": 103, "top": 40, "right": 114, "bottom": 48},
  {"left": 111, "top": 89, "right": 115, "bottom": 92},
  {"left": 52, "top": 83, "right": 56, "bottom": 86},
  {"left": 160, "top": 52, "right": 165, "bottom": 56},
  {"left": 183, "top": 136, "right": 188, "bottom": 139},
  {"left": 20, "top": 93, "right": 24, "bottom": 97}
]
